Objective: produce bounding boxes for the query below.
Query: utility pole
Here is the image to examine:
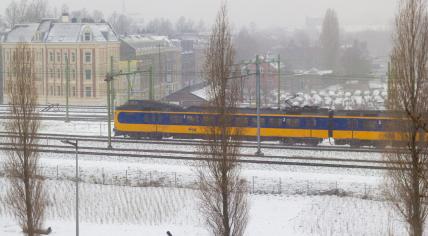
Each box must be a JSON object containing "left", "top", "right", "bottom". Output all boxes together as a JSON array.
[
  {"left": 105, "top": 73, "right": 112, "bottom": 149},
  {"left": 149, "top": 65, "right": 154, "bottom": 100},
  {"left": 105, "top": 56, "right": 114, "bottom": 149},
  {"left": 127, "top": 60, "right": 131, "bottom": 101},
  {"left": 277, "top": 54, "right": 281, "bottom": 109},
  {"left": 255, "top": 55, "right": 263, "bottom": 156},
  {"left": 110, "top": 56, "right": 115, "bottom": 112},
  {"left": 61, "top": 139, "right": 79, "bottom": 236},
  {"left": 65, "top": 55, "right": 70, "bottom": 122},
  {"left": 105, "top": 67, "right": 150, "bottom": 148},
  {"left": 158, "top": 44, "right": 162, "bottom": 99}
]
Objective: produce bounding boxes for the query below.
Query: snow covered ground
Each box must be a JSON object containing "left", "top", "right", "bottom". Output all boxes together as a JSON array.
[
  {"left": 0, "top": 179, "right": 409, "bottom": 236},
  {"left": 0, "top": 119, "right": 411, "bottom": 235}
]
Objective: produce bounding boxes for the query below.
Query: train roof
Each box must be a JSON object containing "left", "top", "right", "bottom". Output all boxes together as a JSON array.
[{"left": 117, "top": 100, "right": 399, "bottom": 117}]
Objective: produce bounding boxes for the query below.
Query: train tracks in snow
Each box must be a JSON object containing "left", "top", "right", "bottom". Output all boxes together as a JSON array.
[
  {"left": 0, "top": 132, "right": 394, "bottom": 171},
  {"left": 0, "top": 131, "right": 388, "bottom": 153}
]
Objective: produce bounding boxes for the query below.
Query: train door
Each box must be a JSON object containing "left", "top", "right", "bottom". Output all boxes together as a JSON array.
[
  {"left": 154, "top": 113, "right": 161, "bottom": 139},
  {"left": 328, "top": 110, "right": 334, "bottom": 139}
]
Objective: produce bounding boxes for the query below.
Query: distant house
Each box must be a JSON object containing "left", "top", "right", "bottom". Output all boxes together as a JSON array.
[{"left": 162, "top": 82, "right": 208, "bottom": 107}]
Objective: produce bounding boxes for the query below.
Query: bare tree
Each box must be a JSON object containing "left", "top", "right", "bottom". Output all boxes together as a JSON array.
[
  {"left": 108, "top": 11, "right": 136, "bottom": 36},
  {"left": 385, "top": 1, "right": 428, "bottom": 235},
  {"left": 319, "top": 8, "right": 340, "bottom": 70},
  {"left": 197, "top": 4, "right": 248, "bottom": 236},
  {"left": 5, "top": 0, "right": 50, "bottom": 28},
  {"left": 4, "top": 43, "right": 46, "bottom": 236}
]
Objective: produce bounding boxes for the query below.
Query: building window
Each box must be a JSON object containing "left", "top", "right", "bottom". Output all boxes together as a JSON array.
[
  {"left": 166, "top": 74, "right": 172, "bottom": 83},
  {"left": 85, "top": 52, "right": 91, "bottom": 63},
  {"left": 71, "top": 52, "right": 76, "bottom": 63},
  {"left": 85, "top": 69, "right": 92, "bottom": 80},
  {"left": 50, "top": 86, "right": 53, "bottom": 95},
  {"left": 71, "top": 68, "right": 76, "bottom": 80},
  {"left": 56, "top": 86, "right": 60, "bottom": 96},
  {"left": 84, "top": 32, "right": 91, "bottom": 41},
  {"left": 56, "top": 52, "right": 61, "bottom": 63},
  {"left": 57, "top": 68, "right": 61, "bottom": 78},
  {"left": 64, "top": 52, "right": 68, "bottom": 63},
  {"left": 49, "top": 52, "right": 54, "bottom": 62},
  {"left": 72, "top": 86, "right": 76, "bottom": 97},
  {"left": 49, "top": 68, "right": 54, "bottom": 79},
  {"left": 85, "top": 87, "right": 92, "bottom": 97}
]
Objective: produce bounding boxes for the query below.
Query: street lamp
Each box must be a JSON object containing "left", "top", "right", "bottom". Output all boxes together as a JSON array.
[
  {"left": 255, "top": 55, "right": 264, "bottom": 156},
  {"left": 61, "top": 139, "right": 79, "bottom": 236}
]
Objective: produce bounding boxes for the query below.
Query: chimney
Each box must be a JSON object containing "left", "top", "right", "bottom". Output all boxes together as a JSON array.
[{"left": 61, "top": 12, "right": 70, "bottom": 23}]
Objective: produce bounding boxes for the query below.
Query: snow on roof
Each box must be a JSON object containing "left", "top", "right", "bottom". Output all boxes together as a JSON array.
[
  {"left": 121, "top": 35, "right": 175, "bottom": 49},
  {"left": 45, "top": 23, "right": 82, "bottom": 42},
  {"left": 3, "top": 21, "right": 118, "bottom": 43},
  {"left": 191, "top": 86, "right": 210, "bottom": 101},
  {"left": 46, "top": 23, "right": 118, "bottom": 43},
  {"left": 4, "top": 24, "right": 39, "bottom": 42}
]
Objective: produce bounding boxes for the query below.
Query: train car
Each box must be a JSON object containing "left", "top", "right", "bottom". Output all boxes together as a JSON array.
[{"left": 114, "top": 100, "right": 400, "bottom": 147}]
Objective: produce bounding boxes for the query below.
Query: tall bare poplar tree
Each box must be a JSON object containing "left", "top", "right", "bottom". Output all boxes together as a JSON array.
[
  {"left": 385, "top": 1, "right": 428, "bottom": 235},
  {"left": 197, "top": 4, "right": 249, "bottom": 236},
  {"left": 5, "top": 43, "right": 46, "bottom": 235},
  {"left": 319, "top": 8, "right": 340, "bottom": 70}
]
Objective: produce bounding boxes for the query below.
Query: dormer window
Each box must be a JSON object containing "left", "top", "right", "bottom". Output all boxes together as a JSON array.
[
  {"left": 82, "top": 26, "right": 92, "bottom": 42},
  {"left": 84, "top": 32, "right": 91, "bottom": 41}
]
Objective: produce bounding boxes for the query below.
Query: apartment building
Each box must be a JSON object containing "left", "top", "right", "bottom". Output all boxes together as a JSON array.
[
  {"left": 0, "top": 15, "right": 120, "bottom": 105},
  {"left": 120, "top": 35, "right": 182, "bottom": 100}
]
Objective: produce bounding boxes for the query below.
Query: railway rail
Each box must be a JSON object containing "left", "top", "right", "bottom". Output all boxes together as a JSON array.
[
  {"left": 0, "top": 113, "right": 107, "bottom": 121},
  {"left": 0, "top": 142, "right": 391, "bottom": 170},
  {"left": 0, "top": 131, "right": 390, "bottom": 153}
]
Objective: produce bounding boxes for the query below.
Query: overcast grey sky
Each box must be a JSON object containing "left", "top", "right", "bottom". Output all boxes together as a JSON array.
[{"left": 1, "top": 0, "right": 398, "bottom": 30}]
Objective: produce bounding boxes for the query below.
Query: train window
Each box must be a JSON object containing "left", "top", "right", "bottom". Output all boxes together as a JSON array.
[
  {"left": 267, "top": 117, "right": 281, "bottom": 128},
  {"left": 144, "top": 114, "right": 154, "bottom": 123},
  {"left": 201, "top": 115, "right": 214, "bottom": 126},
  {"left": 248, "top": 117, "right": 265, "bottom": 127},
  {"left": 260, "top": 118, "right": 266, "bottom": 127},
  {"left": 285, "top": 118, "right": 300, "bottom": 128},
  {"left": 170, "top": 114, "right": 184, "bottom": 124},
  {"left": 186, "top": 115, "right": 199, "bottom": 125},
  {"left": 362, "top": 119, "right": 378, "bottom": 130},
  {"left": 234, "top": 116, "right": 248, "bottom": 127},
  {"left": 347, "top": 119, "right": 357, "bottom": 130},
  {"left": 306, "top": 118, "right": 317, "bottom": 128}
]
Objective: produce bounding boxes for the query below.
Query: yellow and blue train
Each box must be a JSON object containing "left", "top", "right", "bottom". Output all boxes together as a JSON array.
[{"left": 114, "top": 100, "right": 398, "bottom": 147}]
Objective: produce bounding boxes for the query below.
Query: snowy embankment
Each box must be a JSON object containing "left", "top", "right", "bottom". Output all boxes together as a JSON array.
[
  {"left": 0, "top": 119, "right": 409, "bottom": 235},
  {"left": 0, "top": 179, "right": 408, "bottom": 236}
]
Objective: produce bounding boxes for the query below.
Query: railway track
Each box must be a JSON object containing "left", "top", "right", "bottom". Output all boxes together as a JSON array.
[
  {"left": 0, "top": 104, "right": 107, "bottom": 121},
  {"left": 0, "top": 131, "right": 389, "bottom": 153},
  {"left": 0, "top": 114, "right": 106, "bottom": 121},
  {"left": 0, "top": 142, "right": 391, "bottom": 170}
]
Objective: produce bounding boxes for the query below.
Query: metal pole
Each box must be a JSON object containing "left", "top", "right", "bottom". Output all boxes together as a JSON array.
[
  {"left": 277, "top": 54, "right": 281, "bottom": 109},
  {"left": 110, "top": 56, "right": 115, "bottom": 115},
  {"left": 127, "top": 60, "right": 131, "bottom": 102},
  {"left": 75, "top": 140, "right": 79, "bottom": 236},
  {"left": 158, "top": 44, "right": 161, "bottom": 99},
  {"left": 255, "top": 55, "right": 263, "bottom": 156},
  {"left": 106, "top": 74, "right": 112, "bottom": 149},
  {"left": 65, "top": 55, "right": 70, "bottom": 122},
  {"left": 149, "top": 65, "right": 154, "bottom": 100}
]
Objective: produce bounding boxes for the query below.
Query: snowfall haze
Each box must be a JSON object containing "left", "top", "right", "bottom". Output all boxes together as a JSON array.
[{"left": 0, "top": 0, "right": 397, "bottom": 30}]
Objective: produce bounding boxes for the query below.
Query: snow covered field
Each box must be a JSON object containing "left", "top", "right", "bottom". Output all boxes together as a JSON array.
[
  {"left": 0, "top": 179, "right": 409, "bottom": 236},
  {"left": 0, "top": 119, "right": 410, "bottom": 235}
]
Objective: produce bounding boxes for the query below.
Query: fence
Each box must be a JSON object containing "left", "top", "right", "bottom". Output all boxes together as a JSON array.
[{"left": 11, "top": 164, "right": 382, "bottom": 200}]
